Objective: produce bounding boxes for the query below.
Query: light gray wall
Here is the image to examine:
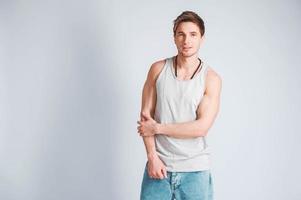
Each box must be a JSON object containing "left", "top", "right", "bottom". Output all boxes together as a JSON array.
[{"left": 0, "top": 0, "right": 300, "bottom": 199}]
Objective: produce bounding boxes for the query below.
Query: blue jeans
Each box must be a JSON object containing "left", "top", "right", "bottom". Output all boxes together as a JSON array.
[{"left": 140, "top": 162, "right": 214, "bottom": 200}]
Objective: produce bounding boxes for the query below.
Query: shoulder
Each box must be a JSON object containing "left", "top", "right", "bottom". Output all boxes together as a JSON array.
[
  {"left": 204, "top": 66, "right": 222, "bottom": 94},
  {"left": 147, "top": 58, "right": 167, "bottom": 82},
  {"left": 206, "top": 66, "right": 222, "bottom": 83}
]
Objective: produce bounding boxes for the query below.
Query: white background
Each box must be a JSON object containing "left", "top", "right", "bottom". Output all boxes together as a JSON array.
[{"left": 0, "top": 0, "right": 300, "bottom": 199}]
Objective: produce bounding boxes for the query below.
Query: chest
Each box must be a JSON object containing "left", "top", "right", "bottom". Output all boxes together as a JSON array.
[{"left": 157, "top": 76, "right": 205, "bottom": 108}]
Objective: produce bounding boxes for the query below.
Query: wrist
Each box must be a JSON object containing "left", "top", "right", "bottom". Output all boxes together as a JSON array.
[
  {"left": 147, "top": 152, "right": 158, "bottom": 160},
  {"left": 156, "top": 123, "right": 165, "bottom": 135}
]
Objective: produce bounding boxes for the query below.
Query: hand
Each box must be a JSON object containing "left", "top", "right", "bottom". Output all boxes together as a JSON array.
[
  {"left": 137, "top": 113, "right": 159, "bottom": 137},
  {"left": 147, "top": 154, "right": 168, "bottom": 179}
]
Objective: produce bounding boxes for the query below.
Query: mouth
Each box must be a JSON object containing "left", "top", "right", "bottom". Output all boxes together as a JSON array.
[{"left": 183, "top": 47, "right": 192, "bottom": 50}]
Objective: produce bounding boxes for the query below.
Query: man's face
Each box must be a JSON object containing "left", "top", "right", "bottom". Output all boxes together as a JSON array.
[{"left": 174, "top": 22, "right": 204, "bottom": 57}]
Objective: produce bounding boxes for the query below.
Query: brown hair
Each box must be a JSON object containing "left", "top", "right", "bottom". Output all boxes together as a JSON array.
[{"left": 173, "top": 11, "right": 205, "bottom": 37}]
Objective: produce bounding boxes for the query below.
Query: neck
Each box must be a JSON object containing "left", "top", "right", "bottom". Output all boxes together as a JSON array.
[{"left": 176, "top": 54, "right": 199, "bottom": 71}]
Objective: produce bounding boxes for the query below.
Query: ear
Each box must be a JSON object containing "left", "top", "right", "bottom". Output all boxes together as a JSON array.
[
  {"left": 199, "top": 35, "right": 205, "bottom": 47},
  {"left": 201, "top": 35, "right": 205, "bottom": 42}
]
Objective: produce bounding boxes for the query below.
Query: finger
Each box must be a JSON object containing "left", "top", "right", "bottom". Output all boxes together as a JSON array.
[
  {"left": 162, "top": 168, "right": 167, "bottom": 178},
  {"left": 149, "top": 172, "right": 155, "bottom": 179},
  {"left": 154, "top": 172, "right": 160, "bottom": 179},
  {"left": 157, "top": 172, "right": 164, "bottom": 179},
  {"left": 139, "top": 131, "right": 144, "bottom": 136},
  {"left": 137, "top": 121, "right": 141, "bottom": 125}
]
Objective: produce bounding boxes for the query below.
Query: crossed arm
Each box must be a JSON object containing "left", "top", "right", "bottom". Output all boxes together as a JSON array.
[
  {"left": 138, "top": 64, "right": 222, "bottom": 140},
  {"left": 139, "top": 61, "right": 162, "bottom": 159}
]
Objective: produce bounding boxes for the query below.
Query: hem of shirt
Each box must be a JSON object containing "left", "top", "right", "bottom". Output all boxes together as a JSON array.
[{"left": 166, "top": 166, "right": 211, "bottom": 172}]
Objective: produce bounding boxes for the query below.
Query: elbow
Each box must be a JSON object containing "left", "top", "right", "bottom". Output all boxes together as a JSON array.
[
  {"left": 140, "top": 110, "right": 154, "bottom": 120},
  {"left": 197, "top": 128, "right": 208, "bottom": 137},
  {"left": 195, "top": 120, "right": 208, "bottom": 137},
  {"left": 203, "top": 129, "right": 209, "bottom": 137}
]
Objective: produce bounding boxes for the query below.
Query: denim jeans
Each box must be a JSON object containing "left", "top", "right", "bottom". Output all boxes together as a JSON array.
[{"left": 140, "top": 162, "right": 214, "bottom": 200}]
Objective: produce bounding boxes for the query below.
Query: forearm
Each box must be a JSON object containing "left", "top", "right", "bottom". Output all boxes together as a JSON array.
[
  {"left": 157, "top": 119, "right": 207, "bottom": 139},
  {"left": 142, "top": 136, "right": 157, "bottom": 159},
  {"left": 140, "top": 85, "right": 157, "bottom": 159},
  {"left": 140, "top": 110, "right": 158, "bottom": 159},
  {"left": 139, "top": 65, "right": 160, "bottom": 160}
]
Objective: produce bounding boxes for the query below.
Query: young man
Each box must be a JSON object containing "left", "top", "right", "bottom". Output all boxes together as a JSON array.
[{"left": 137, "top": 11, "right": 222, "bottom": 200}]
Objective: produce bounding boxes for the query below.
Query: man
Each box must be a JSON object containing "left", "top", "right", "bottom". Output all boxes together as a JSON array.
[{"left": 137, "top": 11, "right": 222, "bottom": 200}]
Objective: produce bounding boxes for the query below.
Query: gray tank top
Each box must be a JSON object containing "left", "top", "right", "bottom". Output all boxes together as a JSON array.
[{"left": 154, "top": 56, "right": 211, "bottom": 172}]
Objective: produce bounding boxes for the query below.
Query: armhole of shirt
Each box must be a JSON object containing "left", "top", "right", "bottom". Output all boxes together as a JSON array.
[
  {"left": 155, "top": 58, "right": 168, "bottom": 87},
  {"left": 202, "top": 63, "right": 210, "bottom": 95}
]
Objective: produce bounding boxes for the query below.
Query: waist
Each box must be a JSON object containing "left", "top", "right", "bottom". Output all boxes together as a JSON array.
[{"left": 155, "top": 135, "right": 210, "bottom": 158}]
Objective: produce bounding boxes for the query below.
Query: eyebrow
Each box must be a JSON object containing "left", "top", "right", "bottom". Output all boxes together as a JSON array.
[{"left": 177, "top": 31, "right": 198, "bottom": 34}]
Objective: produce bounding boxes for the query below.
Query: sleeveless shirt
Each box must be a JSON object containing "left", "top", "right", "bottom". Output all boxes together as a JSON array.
[{"left": 154, "top": 56, "right": 211, "bottom": 172}]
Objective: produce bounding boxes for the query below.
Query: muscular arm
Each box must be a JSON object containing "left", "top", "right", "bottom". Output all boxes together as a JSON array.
[
  {"left": 156, "top": 69, "right": 222, "bottom": 139},
  {"left": 140, "top": 61, "right": 164, "bottom": 159}
]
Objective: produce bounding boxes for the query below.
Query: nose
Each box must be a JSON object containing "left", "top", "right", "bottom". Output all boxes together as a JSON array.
[{"left": 183, "top": 35, "right": 190, "bottom": 45}]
